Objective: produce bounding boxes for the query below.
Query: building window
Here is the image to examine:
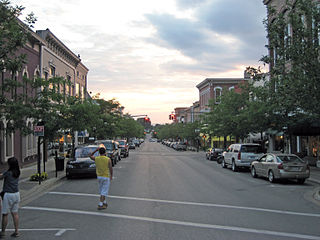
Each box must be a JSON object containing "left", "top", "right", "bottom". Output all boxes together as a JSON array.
[
  {"left": 229, "top": 86, "right": 235, "bottom": 91},
  {"left": 27, "top": 122, "right": 32, "bottom": 150},
  {"left": 81, "top": 86, "right": 84, "bottom": 99},
  {"left": 214, "top": 87, "right": 222, "bottom": 104},
  {"left": 5, "top": 132, "right": 13, "bottom": 157},
  {"left": 50, "top": 66, "right": 55, "bottom": 77},
  {"left": 76, "top": 83, "right": 80, "bottom": 97}
]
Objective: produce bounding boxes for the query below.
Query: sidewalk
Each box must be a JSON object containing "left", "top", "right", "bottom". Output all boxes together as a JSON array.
[{"left": 0, "top": 156, "right": 66, "bottom": 206}]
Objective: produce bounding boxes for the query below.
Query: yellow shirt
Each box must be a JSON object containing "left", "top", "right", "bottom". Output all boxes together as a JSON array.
[{"left": 94, "top": 156, "right": 111, "bottom": 178}]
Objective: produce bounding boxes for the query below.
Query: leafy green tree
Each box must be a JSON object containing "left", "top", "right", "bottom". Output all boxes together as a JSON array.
[
  {"left": 258, "top": 0, "right": 320, "bottom": 133},
  {"left": 0, "top": 0, "right": 37, "bottom": 134},
  {"left": 205, "top": 86, "right": 252, "bottom": 143}
]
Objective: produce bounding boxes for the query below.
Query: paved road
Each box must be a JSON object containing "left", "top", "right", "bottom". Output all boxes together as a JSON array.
[{"left": 15, "top": 140, "right": 320, "bottom": 239}]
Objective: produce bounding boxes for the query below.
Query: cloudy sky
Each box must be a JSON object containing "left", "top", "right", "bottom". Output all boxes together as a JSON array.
[{"left": 13, "top": 0, "right": 268, "bottom": 124}]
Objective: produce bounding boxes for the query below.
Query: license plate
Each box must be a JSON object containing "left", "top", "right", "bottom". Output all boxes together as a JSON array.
[{"left": 290, "top": 167, "right": 301, "bottom": 171}]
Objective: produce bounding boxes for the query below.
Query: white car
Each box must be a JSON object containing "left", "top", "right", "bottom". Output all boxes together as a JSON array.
[{"left": 222, "top": 143, "right": 264, "bottom": 171}]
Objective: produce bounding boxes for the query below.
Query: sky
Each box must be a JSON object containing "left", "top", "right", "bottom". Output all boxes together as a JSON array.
[{"left": 13, "top": 0, "right": 268, "bottom": 124}]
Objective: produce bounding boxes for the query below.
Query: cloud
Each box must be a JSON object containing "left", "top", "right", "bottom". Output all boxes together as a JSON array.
[
  {"left": 145, "top": 0, "right": 267, "bottom": 76},
  {"left": 175, "top": 0, "right": 208, "bottom": 10}
]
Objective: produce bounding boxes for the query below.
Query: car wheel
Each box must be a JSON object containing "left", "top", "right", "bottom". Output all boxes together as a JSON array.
[
  {"left": 232, "top": 160, "right": 237, "bottom": 172},
  {"left": 297, "top": 178, "right": 305, "bottom": 184},
  {"left": 251, "top": 166, "right": 257, "bottom": 178},
  {"left": 268, "top": 170, "right": 275, "bottom": 183},
  {"left": 222, "top": 159, "right": 226, "bottom": 168}
]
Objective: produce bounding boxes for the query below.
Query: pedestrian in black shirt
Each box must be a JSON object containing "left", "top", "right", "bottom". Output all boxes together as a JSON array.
[{"left": 0, "top": 157, "right": 21, "bottom": 238}]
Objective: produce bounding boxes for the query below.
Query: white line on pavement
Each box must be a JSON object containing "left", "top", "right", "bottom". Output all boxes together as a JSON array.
[
  {"left": 48, "top": 191, "right": 320, "bottom": 218},
  {"left": 22, "top": 206, "right": 320, "bottom": 240},
  {"left": 6, "top": 228, "right": 76, "bottom": 236}
]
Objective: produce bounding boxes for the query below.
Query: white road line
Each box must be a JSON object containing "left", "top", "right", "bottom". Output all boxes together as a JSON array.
[
  {"left": 48, "top": 191, "right": 320, "bottom": 218},
  {"left": 6, "top": 228, "right": 75, "bottom": 236},
  {"left": 22, "top": 206, "right": 320, "bottom": 240}
]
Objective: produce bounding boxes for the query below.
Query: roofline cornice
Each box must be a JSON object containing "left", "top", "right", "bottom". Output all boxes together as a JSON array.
[
  {"left": 196, "top": 78, "right": 246, "bottom": 89},
  {"left": 37, "top": 29, "right": 80, "bottom": 64}
]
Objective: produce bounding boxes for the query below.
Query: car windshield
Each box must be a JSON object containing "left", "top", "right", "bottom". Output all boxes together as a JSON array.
[
  {"left": 241, "top": 145, "right": 263, "bottom": 153},
  {"left": 75, "top": 147, "right": 99, "bottom": 158},
  {"left": 101, "top": 142, "right": 113, "bottom": 150},
  {"left": 276, "top": 155, "right": 303, "bottom": 163},
  {"left": 118, "top": 141, "right": 125, "bottom": 145}
]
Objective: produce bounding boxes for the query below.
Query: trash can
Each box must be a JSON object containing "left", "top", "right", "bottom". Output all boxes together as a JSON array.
[{"left": 55, "top": 156, "right": 65, "bottom": 171}]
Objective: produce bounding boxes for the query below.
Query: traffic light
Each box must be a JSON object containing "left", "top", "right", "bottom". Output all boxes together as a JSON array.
[
  {"left": 169, "top": 114, "right": 176, "bottom": 120},
  {"left": 144, "top": 117, "right": 151, "bottom": 123}
]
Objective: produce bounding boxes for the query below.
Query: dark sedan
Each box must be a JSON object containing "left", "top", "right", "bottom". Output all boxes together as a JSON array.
[
  {"left": 66, "top": 145, "right": 99, "bottom": 179},
  {"left": 206, "top": 148, "right": 224, "bottom": 161}
]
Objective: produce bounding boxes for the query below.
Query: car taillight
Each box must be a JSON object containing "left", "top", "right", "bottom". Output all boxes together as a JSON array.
[
  {"left": 278, "top": 163, "right": 283, "bottom": 169},
  {"left": 238, "top": 152, "right": 241, "bottom": 160}
]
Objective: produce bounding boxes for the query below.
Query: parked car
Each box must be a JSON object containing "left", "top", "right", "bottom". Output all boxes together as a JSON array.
[
  {"left": 133, "top": 139, "right": 141, "bottom": 147},
  {"left": 175, "top": 142, "right": 187, "bottom": 151},
  {"left": 66, "top": 145, "right": 99, "bottom": 179},
  {"left": 206, "top": 148, "right": 224, "bottom": 161},
  {"left": 117, "top": 139, "right": 129, "bottom": 157},
  {"left": 222, "top": 143, "right": 264, "bottom": 171},
  {"left": 96, "top": 140, "right": 121, "bottom": 166},
  {"left": 129, "top": 142, "right": 136, "bottom": 149},
  {"left": 250, "top": 153, "right": 310, "bottom": 184}
]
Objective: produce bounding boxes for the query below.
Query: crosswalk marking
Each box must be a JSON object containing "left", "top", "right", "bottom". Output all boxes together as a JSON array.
[
  {"left": 22, "top": 206, "right": 320, "bottom": 240},
  {"left": 6, "top": 228, "right": 75, "bottom": 236},
  {"left": 48, "top": 191, "right": 320, "bottom": 218}
]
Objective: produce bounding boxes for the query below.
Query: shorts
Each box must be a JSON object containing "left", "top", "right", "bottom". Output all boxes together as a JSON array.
[
  {"left": 97, "top": 177, "right": 110, "bottom": 197},
  {"left": 2, "top": 192, "right": 20, "bottom": 214}
]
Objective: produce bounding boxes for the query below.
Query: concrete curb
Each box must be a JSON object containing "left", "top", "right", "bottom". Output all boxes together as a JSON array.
[
  {"left": 307, "top": 178, "right": 320, "bottom": 185},
  {"left": 314, "top": 188, "right": 320, "bottom": 201}
]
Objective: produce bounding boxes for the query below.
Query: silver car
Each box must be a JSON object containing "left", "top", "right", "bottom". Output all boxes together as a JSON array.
[{"left": 250, "top": 153, "right": 310, "bottom": 184}]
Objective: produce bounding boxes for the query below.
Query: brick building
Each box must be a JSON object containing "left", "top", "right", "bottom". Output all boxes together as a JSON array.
[
  {"left": 263, "top": 0, "right": 320, "bottom": 164},
  {"left": 1, "top": 24, "right": 89, "bottom": 166},
  {"left": 196, "top": 71, "right": 249, "bottom": 113}
]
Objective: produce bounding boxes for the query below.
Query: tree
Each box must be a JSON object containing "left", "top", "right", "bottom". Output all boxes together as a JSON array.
[
  {"left": 205, "top": 85, "right": 252, "bottom": 143},
  {"left": 0, "top": 0, "right": 37, "bottom": 134},
  {"left": 262, "top": 0, "right": 320, "bottom": 133},
  {"left": 60, "top": 97, "right": 101, "bottom": 148}
]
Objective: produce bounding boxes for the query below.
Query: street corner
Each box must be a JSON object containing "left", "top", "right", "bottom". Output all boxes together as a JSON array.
[
  {"left": 20, "top": 174, "right": 66, "bottom": 206},
  {"left": 304, "top": 186, "right": 320, "bottom": 207}
]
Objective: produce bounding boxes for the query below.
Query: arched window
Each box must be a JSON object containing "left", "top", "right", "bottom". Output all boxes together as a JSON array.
[
  {"left": 229, "top": 86, "right": 235, "bottom": 91},
  {"left": 214, "top": 87, "right": 222, "bottom": 104}
]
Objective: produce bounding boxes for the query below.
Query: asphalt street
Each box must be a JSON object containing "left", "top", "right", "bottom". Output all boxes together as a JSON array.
[{"left": 13, "top": 140, "right": 320, "bottom": 240}]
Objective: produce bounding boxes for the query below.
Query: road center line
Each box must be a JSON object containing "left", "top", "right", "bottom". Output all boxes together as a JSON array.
[
  {"left": 22, "top": 206, "right": 320, "bottom": 240},
  {"left": 48, "top": 191, "right": 320, "bottom": 218}
]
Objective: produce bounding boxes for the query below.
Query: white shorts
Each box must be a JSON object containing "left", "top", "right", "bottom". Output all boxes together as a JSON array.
[
  {"left": 97, "top": 177, "right": 110, "bottom": 197},
  {"left": 2, "top": 192, "right": 20, "bottom": 214}
]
